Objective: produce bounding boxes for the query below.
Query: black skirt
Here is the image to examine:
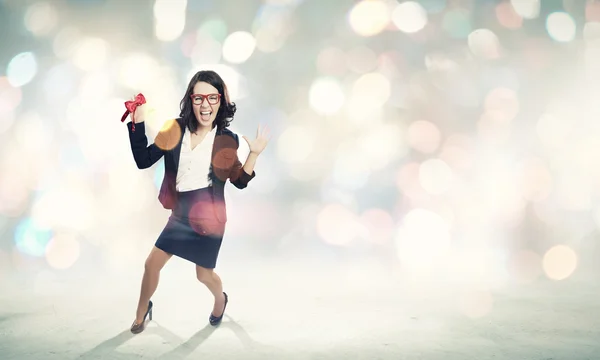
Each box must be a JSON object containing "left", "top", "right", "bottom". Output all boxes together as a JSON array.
[{"left": 155, "top": 187, "right": 225, "bottom": 268}]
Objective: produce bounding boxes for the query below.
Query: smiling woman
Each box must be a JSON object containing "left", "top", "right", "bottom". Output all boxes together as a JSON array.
[{"left": 123, "top": 70, "right": 270, "bottom": 334}]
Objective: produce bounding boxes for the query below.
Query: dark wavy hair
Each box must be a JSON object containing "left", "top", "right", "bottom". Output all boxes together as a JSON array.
[{"left": 179, "top": 70, "right": 236, "bottom": 133}]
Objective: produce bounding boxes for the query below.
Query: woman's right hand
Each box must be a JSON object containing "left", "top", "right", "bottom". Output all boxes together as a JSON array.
[{"left": 129, "top": 94, "right": 146, "bottom": 123}]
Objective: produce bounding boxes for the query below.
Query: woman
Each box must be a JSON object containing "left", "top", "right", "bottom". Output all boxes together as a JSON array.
[{"left": 125, "top": 70, "right": 269, "bottom": 334}]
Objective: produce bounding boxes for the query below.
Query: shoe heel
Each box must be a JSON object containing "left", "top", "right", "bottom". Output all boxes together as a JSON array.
[{"left": 149, "top": 308, "right": 153, "bottom": 321}]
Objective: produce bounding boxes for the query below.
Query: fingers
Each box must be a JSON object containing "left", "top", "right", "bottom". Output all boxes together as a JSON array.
[
  {"left": 253, "top": 123, "right": 272, "bottom": 142},
  {"left": 257, "top": 124, "right": 270, "bottom": 136},
  {"left": 262, "top": 124, "right": 271, "bottom": 140}
]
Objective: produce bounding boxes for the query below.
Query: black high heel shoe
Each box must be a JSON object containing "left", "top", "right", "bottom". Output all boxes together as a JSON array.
[
  {"left": 130, "top": 300, "right": 153, "bottom": 334},
  {"left": 209, "top": 292, "right": 228, "bottom": 326}
]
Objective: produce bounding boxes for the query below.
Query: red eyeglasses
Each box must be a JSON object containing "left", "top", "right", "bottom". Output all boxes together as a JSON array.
[{"left": 190, "top": 93, "right": 221, "bottom": 105}]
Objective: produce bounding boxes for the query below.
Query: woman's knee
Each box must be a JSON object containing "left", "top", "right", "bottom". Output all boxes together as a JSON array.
[
  {"left": 144, "top": 247, "right": 171, "bottom": 273},
  {"left": 196, "top": 266, "right": 213, "bottom": 283}
]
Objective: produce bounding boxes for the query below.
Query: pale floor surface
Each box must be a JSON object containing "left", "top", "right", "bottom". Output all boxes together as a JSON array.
[{"left": 1, "top": 259, "right": 599, "bottom": 360}]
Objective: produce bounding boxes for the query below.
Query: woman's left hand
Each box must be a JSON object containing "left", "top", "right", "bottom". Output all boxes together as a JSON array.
[{"left": 242, "top": 124, "right": 270, "bottom": 155}]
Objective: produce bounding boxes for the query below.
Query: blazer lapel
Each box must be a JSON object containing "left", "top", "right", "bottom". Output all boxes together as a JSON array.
[
  {"left": 211, "top": 128, "right": 223, "bottom": 162},
  {"left": 171, "top": 119, "right": 186, "bottom": 175}
]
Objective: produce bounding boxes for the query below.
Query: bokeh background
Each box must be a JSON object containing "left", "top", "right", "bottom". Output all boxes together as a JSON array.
[{"left": 2, "top": 0, "right": 600, "bottom": 318}]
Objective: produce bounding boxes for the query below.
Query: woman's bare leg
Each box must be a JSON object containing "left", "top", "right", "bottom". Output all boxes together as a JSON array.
[
  {"left": 196, "top": 266, "right": 226, "bottom": 316},
  {"left": 134, "top": 246, "right": 172, "bottom": 324}
]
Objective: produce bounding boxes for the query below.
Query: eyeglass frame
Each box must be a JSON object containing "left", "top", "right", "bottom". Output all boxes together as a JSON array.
[{"left": 190, "top": 93, "right": 221, "bottom": 105}]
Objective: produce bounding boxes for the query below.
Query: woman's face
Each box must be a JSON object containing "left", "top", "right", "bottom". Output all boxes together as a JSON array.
[{"left": 191, "top": 81, "right": 221, "bottom": 128}]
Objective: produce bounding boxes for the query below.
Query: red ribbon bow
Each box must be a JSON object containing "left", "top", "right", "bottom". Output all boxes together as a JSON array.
[{"left": 121, "top": 93, "right": 146, "bottom": 132}]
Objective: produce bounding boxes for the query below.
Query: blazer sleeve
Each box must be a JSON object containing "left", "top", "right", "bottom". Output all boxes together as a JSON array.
[
  {"left": 127, "top": 121, "right": 165, "bottom": 169},
  {"left": 229, "top": 133, "right": 255, "bottom": 189}
]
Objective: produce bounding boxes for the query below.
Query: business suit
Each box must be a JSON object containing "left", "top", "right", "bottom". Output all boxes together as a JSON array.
[
  {"left": 127, "top": 117, "right": 256, "bottom": 222},
  {"left": 126, "top": 117, "right": 256, "bottom": 268}
]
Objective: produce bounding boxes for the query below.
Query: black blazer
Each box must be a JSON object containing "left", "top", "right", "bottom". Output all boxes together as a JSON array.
[{"left": 127, "top": 117, "right": 255, "bottom": 223}]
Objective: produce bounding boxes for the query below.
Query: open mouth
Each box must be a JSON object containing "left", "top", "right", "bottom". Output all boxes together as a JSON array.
[{"left": 200, "top": 111, "right": 212, "bottom": 121}]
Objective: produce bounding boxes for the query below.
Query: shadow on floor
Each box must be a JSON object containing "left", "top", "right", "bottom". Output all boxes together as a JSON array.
[{"left": 77, "top": 315, "right": 282, "bottom": 359}]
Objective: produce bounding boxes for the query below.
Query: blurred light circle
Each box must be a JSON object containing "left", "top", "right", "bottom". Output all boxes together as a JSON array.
[
  {"left": 351, "top": 72, "right": 391, "bottom": 109},
  {"left": 253, "top": 5, "right": 293, "bottom": 53},
  {"left": 72, "top": 37, "right": 109, "bottom": 71},
  {"left": 360, "top": 208, "right": 394, "bottom": 245},
  {"left": 53, "top": 27, "right": 82, "bottom": 59},
  {"left": 154, "top": 0, "right": 187, "bottom": 17},
  {"left": 276, "top": 125, "right": 316, "bottom": 163},
  {"left": 316, "top": 47, "right": 347, "bottom": 76},
  {"left": 181, "top": 31, "right": 197, "bottom": 57},
  {"left": 395, "top": 162, "right": 427, "bottom": 200},
  {"left": 346, "top": 46, "right": 378, "bottom": 74},
  {"left": 24, "top": 2, "right": 58, "bottom": 37},
  {"left": 495, "top": 2, "right": 523, "bottom": 29},
  {"left": 45, "top": 234, "right": 80, "bottom": 269},
  {"left": 358, "top": 123, "right": 407, "bottom": 170},
  {"left": 154, "top": 14, "right": 185, "bottom": 42},
  {"left": 543, "top": 245, "right": 577, "bottom": 280},
  {"left": 391, "top": 1, "right": 428, "bottom": 33},
  {"left": 478, "top": 111, "right": 512, "bottom": 146},
  {"left": 119, "top": 53, "right": 160, "bottom": 89},
  {"left": 14, "top": 111, "right": 54, "bottom": 154},
  {"left": 510, "top": 0, "right": 540, "bottom": 19},
  {"left": 468, "top": 28, "right": 501, "bottom": 59},
  {"left": 484, "top": 87, "right": 519, "bottom": 121},
  {"left": 80, "top": 71, "right": 112, "bottom": 103},
  {"left": 317, "top": 204, "right": 364, "bottom": 246},
  {"left": 587, "top": 1, "right": 600, "bottom": 22},
  {"left": 191, "top": 33, "right": 223, "bottom": 65},
  {"left": 7, "top": 52, "right": 38, "bottom": 87},
  {"left": 154, "top": 0, "right": 186, "bottom": 41},
  {"left": 199, "top": 18, "right": 228, "bottom": 42},
  {"left": 395, "top": 208, "right": 452, "bottom": 273},
  {"left": 518, "top": 157, "right": 552, "bottom": 202},
  {"left": 222, "top": 31, "right": 256, "bottom": 64},
  {"left": 407, "top": 120, "right": 441, "bottom": 154},
  {"left": 348, "top": 0, "right": 390, "bottom": 37},
  {"left": 14, "top": 218, "right": 52, "bottom": 257},
  {"left": 419, "top": 158, "right": 453, "bottom": 195},
  {"left": 186, "top": 64, "right": 244, "bottom": 100},
  {"left": 439, "top": 145, "right": 473, "bottom": 171},
  {"left": 308, "top": 77, "right": 345, "bottom": 115},
  {"left": 0, "top": 169, "right": 30, "bottom": 217},
  {"left": 30, "top": 186, "right": 95, "bottom": 232},
  {"left": 255, "top": 27, "right": 287, "bottom": 53},
  {"left": 154, "top": 119, "right": 182, "bottom": 151},
  {"left": 546, "top": 12, "right": 576, "bottom": 42}
]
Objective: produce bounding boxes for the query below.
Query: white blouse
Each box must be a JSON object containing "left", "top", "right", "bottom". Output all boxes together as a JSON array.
[
  {"left": 176, "top": 126, "right": 217, "bottom": 191},
  {"left": 175, "top": 127, "right": 250, "bottom": 192}
]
